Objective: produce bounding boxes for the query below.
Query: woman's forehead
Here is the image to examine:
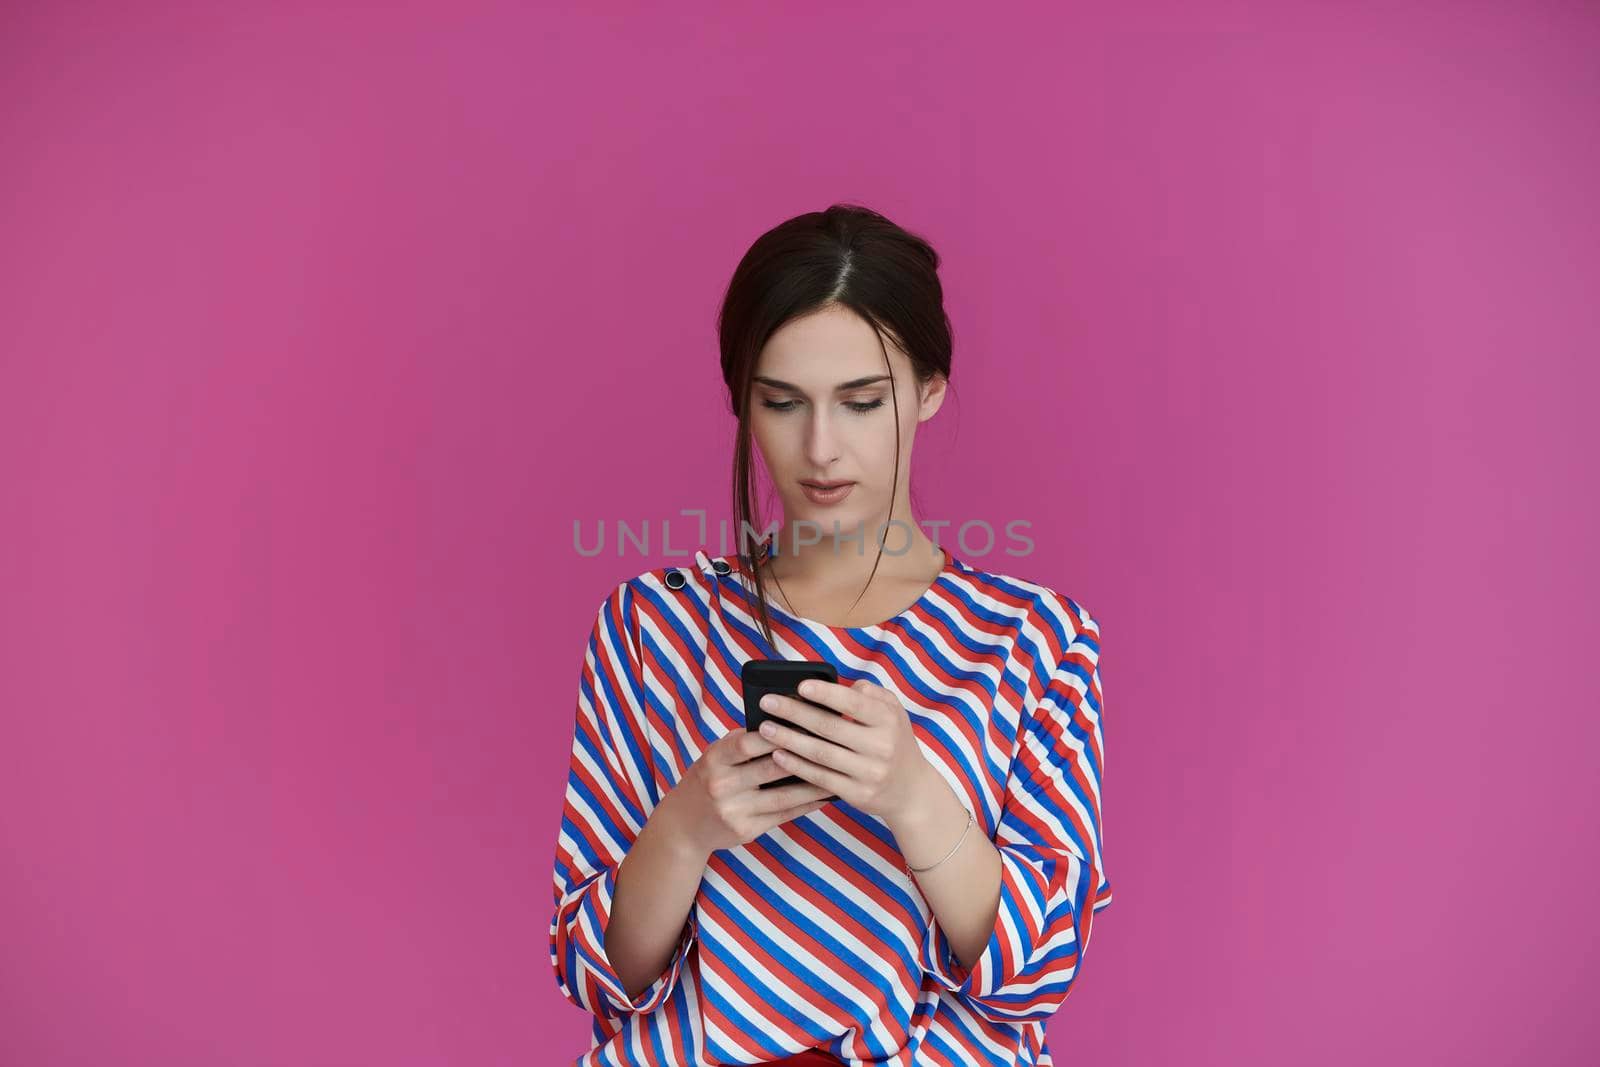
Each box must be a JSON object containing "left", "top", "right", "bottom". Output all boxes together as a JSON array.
[{"left": 756, "top": 306, "right": 910, "bottom": 382}]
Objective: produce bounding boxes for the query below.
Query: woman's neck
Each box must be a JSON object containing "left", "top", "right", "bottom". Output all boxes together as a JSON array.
[{"left": 764, "top": 514, "right": 944, "bottom": 587}]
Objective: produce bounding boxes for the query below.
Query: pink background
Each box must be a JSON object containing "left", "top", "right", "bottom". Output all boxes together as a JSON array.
[{"left": 2, "top": 2, "right": 1595, "bottom": 1064}]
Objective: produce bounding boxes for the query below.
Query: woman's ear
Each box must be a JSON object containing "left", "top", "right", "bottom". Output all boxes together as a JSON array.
[{"left": 916, "top": 373, "right": 949, "bottom": 423}]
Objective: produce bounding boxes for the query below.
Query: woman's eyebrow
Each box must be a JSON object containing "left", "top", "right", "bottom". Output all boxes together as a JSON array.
[{"left": 753, "top": 374, "right": 891, "bottom": 393}]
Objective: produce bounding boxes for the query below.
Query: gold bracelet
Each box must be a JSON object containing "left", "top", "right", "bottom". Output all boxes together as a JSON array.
[{"left": 906, "top": 807, "right": 974, "bottom": 874}]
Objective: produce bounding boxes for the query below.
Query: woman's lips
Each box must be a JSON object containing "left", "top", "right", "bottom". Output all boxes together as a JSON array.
[{"left": 799, "top": 480, "right": 855, "bottom": 506}]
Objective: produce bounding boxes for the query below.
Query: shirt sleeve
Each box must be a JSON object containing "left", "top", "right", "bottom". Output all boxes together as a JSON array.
[
  {"left": 548, "top": 580, "right": 699, "bottom": 1018},
  {"left": 918, "top": 598, "right": 1111, "bottom": 1023}
]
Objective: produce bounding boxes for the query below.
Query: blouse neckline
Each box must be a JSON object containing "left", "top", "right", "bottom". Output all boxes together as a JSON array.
[{"left": 729, "top": 537, "right": 961, "bottom": 636}]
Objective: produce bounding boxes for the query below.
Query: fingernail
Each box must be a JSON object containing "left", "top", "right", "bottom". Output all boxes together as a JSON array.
[
  {"left": 759, "top": 722, "right": 776, "bottom": 737},
  {"left": 760, "top": 694, "right": 776, "bottom": 710}
]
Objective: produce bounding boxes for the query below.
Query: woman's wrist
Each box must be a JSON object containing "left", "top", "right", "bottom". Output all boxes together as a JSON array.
[
  {"left": 884, "top": 760, "right": 964, "bottom": 849},
  {"left": 651, "top": 786, "right": 714, "bottom": 866}
]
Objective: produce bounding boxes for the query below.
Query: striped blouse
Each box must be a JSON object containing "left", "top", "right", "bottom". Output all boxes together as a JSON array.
[{"left": 549, "top": 545, "right": 1112, "bottom": 1066}]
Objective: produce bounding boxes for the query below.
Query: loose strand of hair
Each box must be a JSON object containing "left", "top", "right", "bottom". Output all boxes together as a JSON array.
[{"left": 842, "top": 322, "right": 900, "bottom": 618}]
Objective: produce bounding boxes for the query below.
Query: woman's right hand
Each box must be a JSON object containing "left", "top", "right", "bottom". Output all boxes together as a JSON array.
[{"left": 666, "top": 727, "right": 837, "bottom": 857}]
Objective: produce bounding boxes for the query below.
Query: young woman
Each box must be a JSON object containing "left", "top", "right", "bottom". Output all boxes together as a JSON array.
[{"left": 549, "top": 204, "right": 1112, "bottom": 1066}]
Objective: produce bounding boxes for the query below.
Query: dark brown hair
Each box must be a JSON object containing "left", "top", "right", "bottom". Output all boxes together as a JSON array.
[{"left": 716, "top": 203, "right": 954, "bottom": 650}]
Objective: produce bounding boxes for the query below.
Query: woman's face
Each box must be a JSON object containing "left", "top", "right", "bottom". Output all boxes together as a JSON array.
[{"left": 750, "top": 304, "right": 946, "bottom": 539}]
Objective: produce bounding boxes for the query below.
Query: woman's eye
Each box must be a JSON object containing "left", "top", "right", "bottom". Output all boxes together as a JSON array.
[{"left": 759, "top": 397, "right": 883, "bottom": 413}]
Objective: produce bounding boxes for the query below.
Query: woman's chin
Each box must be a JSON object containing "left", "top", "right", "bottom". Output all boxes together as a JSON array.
[{"left": 781, "top": 501, "right": 871, "bottom": 540}]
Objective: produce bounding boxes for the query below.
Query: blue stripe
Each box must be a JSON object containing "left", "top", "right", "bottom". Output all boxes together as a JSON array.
[
  {"left": 920, "top": 1014, "right": 1016, "bottom": 1067},
  {"left": 585, "top": 618, "right": 653, "bottom": 811},
  {"left": 717, "top": 847, "right": 916, "bottom": 1038},
  {"left": 568, "top": 717, "right": 645, "bottom": 841},
  {"left": 697, "top": 877, "right": 900, "bottom": 1054}
]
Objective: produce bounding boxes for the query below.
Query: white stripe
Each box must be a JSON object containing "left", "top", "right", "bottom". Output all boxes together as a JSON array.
[
  {"left": 631, "top": 606, "right": 713, "bottom": 774},
  {"left": 589, "top": 622, "right": 653, "bottom": 810},
  {"left": 1019, "top": 695, "right": 1105, "bottom": 864},
  {"left": 929, "top": 988, "right": 1028, "bottom": 1059},
  {"left": 566, "top": 739, "right": 643, "bottom": 847},
  {"left": 728, "top": 839, "right": 913, "bottom": 1042}
]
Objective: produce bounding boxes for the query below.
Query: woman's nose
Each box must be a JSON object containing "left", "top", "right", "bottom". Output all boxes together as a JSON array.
[{"left": 805, "top": 411, "right": 840, "bottom": 466}]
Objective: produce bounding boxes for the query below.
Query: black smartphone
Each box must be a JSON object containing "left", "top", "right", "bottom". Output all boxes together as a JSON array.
[{"left": 740, "top": 658, "right": 839, "bottom": 789}]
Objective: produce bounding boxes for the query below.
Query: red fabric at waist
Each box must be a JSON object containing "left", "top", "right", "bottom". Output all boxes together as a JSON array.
[{"left": 760, "top": 1050, "right": 844, "bottom": 1066}]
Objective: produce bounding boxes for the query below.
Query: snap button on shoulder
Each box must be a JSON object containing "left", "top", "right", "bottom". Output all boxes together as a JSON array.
[
  {"left": 711, "top": 558, "right": 731, "bottom": 575},
  {"left": 664, "top": 568, "right": 687, "bottom": 590}
]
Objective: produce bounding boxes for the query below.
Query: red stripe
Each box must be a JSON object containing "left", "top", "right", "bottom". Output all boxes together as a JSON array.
[
  {"left": 697, "top": 861, "right": 867, "bottom": 1040},
  {"left": 742, "top": 837, "right": 919, "bottom": 1061}
]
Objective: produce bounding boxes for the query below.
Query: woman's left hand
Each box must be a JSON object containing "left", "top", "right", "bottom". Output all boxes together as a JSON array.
[{"left": 756, "top": 678, "right": 935, "bottom": 822}]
